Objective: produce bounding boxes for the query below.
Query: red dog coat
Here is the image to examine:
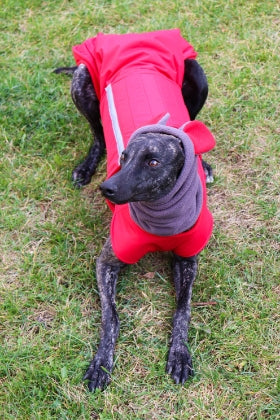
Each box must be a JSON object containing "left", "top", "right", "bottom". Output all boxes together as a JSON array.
[{"left": 73, "top": 29, "right": 215, "bottom": 263}]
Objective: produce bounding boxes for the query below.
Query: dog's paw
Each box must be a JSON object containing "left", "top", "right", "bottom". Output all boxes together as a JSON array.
[
  {"left": 83, "top": 355, "right": 113, "bottom": 392},
  {"left": 72, "top": 163, "right": 93, "bottom": 188},
  {"left": 202, "top": 160, "right": 214, "bottom": 184},
  {"left": 166, "top": 341, "right": 194, "bottom": 384}
]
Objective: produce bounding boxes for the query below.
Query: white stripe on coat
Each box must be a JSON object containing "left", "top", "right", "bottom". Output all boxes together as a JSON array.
[{"left": 105, "top": 83, "right": 124, "bottom": 161}]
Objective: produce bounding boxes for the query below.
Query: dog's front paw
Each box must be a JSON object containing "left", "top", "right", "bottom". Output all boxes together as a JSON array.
[
  {"left": 83, "top": 354, "right": 113, "bottom": 392},
  {"left": 72, "top": 163, "right": 93, "bottom": 188},
  {"left": 166, "top": 341, "right": 194, "bottom": 384}
]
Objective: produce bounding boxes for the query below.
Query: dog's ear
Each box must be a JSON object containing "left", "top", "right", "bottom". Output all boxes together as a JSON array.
[{"left": 182, "top": 121, "right": 215, "bottom": 154}]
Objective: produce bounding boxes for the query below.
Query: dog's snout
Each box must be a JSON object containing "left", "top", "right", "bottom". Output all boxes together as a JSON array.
[
  {"left": 100, "top": 175, "right": 132, "bottom": 204},
  {"left": 100, "top": 181, "right": 117, "bottom": 198}
]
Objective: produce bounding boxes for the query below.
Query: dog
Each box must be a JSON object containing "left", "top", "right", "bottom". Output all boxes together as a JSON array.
[{"left": 55, "top": 29, "right": 215, "bottom": 392}]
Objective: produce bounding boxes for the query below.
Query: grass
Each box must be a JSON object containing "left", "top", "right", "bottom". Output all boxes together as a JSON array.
[{"left": 1, "top": 0, "right": 279, "bottom": 418}]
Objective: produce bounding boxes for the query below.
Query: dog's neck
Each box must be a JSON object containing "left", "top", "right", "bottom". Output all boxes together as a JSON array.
[{"left": 129, "top": 129, "right": 203, "bottom": 236}]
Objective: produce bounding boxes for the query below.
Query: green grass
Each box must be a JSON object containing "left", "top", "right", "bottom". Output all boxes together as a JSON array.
[{"left": 1, "top": 0, "right": 279, "bottom": 418}]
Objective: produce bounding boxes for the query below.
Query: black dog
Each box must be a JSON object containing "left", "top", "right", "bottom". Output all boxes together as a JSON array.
[{"left": 55, "top": 32, "right": 214, "bottom": 392}]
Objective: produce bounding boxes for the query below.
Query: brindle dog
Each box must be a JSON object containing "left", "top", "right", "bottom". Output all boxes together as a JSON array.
[{"left": 55, "top": 59, "right": 212, "bottom": 392}]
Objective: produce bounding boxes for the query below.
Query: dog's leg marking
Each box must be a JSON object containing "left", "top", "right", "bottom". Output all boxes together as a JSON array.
[
  {"left": 105, "top": 84, "right": 125, "bottom": 161},
  {"left": 167, "top": 254, "right": 198, "bottom": 384},
  {"left": 84, "top": 237, "right": 125, "bottom": 392}
]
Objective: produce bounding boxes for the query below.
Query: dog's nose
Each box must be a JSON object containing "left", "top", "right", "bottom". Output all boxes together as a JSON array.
[{"left": 99, "top": 181, "right": 117, "bottom": 198}]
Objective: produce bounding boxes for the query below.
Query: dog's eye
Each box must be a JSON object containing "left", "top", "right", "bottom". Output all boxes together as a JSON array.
[
  {"left": 148, "top": 159, "right": 159, "bottom": 167},
  {"left": 120, "top": 152, "right": 126, "bottom": 163}
]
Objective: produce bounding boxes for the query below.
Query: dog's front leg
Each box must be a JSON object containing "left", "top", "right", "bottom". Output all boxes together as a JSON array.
[
  {"left": 84, "top": 237, "right": 126, "bottom": 392},
  {"left": 166, "top": 254, "right": 198, "bottom": 384}
]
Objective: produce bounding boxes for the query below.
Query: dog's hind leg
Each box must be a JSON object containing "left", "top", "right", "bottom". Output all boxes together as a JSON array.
[
  {"left": 70, "top": 64, "right": 105, "bottom": 187},
  {"left": 182, "top": 60, "right": 214, "bottom": 183},
  {"left": 84, "top": 237, "right": 126, "bottom": 392},
  {"left": 202, "top": 159, "right": 214, "bottom": 184},
  {"left": 182, "top": 59, "right": 208, "bottom": 120},
  {"left": 166, "top": 254, "right": 198, "bottom": 384}
]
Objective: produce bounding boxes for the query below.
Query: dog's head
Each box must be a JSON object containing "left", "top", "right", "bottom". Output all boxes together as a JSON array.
[{"left": 100, "top": 132, "right": 185, "bottom": 205}]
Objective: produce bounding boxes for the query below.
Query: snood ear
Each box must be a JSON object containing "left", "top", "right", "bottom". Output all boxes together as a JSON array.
[{"left": 182, "top": 120, "right": 216, "bottom": 154}]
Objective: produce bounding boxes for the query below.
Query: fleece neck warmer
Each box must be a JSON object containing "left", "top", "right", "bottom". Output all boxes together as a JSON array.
[{"left": 128, "top": 120, "right": 202, "bottom": 236}]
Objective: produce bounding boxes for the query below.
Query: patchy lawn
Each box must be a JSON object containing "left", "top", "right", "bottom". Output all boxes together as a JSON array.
[{"left": 1, "top": 0, "right": 279, "bottom": 418}]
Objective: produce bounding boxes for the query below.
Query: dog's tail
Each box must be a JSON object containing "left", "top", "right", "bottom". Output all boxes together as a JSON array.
[{"left": 53, "top": 66, "right": 78, "bottom": 75}]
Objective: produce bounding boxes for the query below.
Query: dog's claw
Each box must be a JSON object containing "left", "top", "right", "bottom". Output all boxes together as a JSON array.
[
  {"left": 166, "top": 342, "right": 194, "bottom": 384},
  {"left": 206, "top": 174, "right": 214, "bottom": 184}
]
